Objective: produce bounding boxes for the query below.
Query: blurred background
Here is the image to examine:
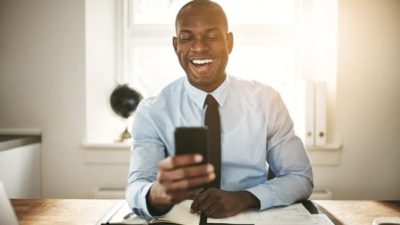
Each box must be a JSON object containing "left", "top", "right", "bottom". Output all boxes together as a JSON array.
[{"left": 0, "top": 0, "right": 399, "bottom": 200}]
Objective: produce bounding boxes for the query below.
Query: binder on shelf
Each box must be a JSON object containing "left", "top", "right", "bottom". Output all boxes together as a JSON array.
[
  {"left": 305, "top": 80, "right": 315, "bottom": 146},
  {"left": 315, "top": 82, "right": 327, "bottom": 146}
]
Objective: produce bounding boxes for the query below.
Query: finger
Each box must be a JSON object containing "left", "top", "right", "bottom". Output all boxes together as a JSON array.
[
  {"left": 161, "top": 164, "right": 214, "bottom": 182},
  {"left": 157, "top": 164, "right": 213, "bottom": 185},
  {"left": 166, "top": 189, "right": 200, "bottom": 205},
  {"left": 192, "top": 187, "right": 204, "bottom": 198},
  {"left": 191, "top": 188, "right": 217, "bottom": 212},
  {"left": 212, "top": 206, "right": 241, "bottom": 219},
  {"left": 197, "top": 191, "right": 220, "bottom": 214},
  {"left": 159, "top": 154, "right": 203, "bottom": 170},
  {"left": 205, "top": 203, "right": 224, "bottom": 218},
  {"left": 191, "top": 189, "right": 210, "bottom": 212},
  {"left": 174, "top": 191, "right": 202, "bottom": 204},
  {"left": 163, "top": 172, "right": 215, "bottom": 193}
]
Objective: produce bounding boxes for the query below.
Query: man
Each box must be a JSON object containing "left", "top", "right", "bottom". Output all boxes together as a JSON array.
[{"left": 126, "top": 0, "right": 313, "bottom": 219}]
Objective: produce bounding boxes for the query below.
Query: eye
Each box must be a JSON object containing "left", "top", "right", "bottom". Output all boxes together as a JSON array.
[
  {"left": 179, "top": 34, "right": 193, "bottom": 41},
  {"left": 207, "top": 31, "right": 220, "bottom": 40}
]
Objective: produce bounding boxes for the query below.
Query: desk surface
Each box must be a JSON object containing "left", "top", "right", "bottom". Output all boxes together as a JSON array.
[
  {"left": 11, "top": 199, "right": 400, "bottom": 225},
  {"left": 315, "top": 200, "right": 400, "bottom": 225},
  {"left": 11, "top": 199, "right": 118, "bottom": 225}
]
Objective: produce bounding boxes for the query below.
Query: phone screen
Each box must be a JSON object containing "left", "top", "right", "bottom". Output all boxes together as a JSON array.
[{"left": 174, "top": 127, "right": 208, "bottom": 163}]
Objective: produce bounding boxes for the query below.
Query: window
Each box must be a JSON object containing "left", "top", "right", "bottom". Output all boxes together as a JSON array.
[{"left": 114, "top": 0, "right": 337, "bottom": 147}]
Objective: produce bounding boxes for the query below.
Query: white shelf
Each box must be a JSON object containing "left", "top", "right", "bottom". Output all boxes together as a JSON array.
[{"left": 0, "top": 128, "right": 42, "bottom": 135}]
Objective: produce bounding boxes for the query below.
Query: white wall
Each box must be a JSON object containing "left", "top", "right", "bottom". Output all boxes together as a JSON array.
[
  {"left": 0, "top": 0, "right": 399, "bottom": 199},
  {"left": 0, "top": 0, "right": 128, "bottom": 198},
  {"left": 313, "top": 0, "right": 400, "bottom": 199}
]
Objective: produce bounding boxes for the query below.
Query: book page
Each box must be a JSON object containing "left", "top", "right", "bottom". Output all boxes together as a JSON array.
[
  {"left": 106, "top": 201, "right": 333, "bottom": 225},
  {"left": 107, "top": 200, "right": 199, "bottom": 225},
  {"left": 150, "top": 200, "right": 200, "bottom": 225},
  {"left": 208, "top": 203, "right": 317, "bottom": 225},
  {"left": 310, "top": 214, "right": 335, "bottom": 225}
]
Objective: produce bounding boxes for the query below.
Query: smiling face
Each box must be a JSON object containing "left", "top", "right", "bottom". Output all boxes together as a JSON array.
[{"left": 173, "top": 1, "right": 233, "bottom": 92}]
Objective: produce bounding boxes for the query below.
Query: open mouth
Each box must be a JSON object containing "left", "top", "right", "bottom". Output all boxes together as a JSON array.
[
  {"left": 191, "top": 59, "right": 213, "bottom": 65},
  {"left": 190, "top": 58, "right": 214, "bottom": 72}
]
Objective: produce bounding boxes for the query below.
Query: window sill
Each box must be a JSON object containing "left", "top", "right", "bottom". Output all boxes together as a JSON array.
[
  {"left": 82, "top": 140, "right": 131, "bottom": 149},
  {"left": 82, "top": 140, "right": 130, "bottom": 165},
  {"left": 82, "top": 140, "right": 343, "bottom": 166}
]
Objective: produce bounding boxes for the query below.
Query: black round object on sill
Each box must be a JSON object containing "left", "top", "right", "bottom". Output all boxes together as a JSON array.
[{"left": 110, "top": 84, "right": 142, "bottom": 118}]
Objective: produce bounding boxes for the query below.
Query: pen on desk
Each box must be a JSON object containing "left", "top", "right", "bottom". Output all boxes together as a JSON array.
[{"left": 123, "top": 212, "right": 135, "bottom": 220}]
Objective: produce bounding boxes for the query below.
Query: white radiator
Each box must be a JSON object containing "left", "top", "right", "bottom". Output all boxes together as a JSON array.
[
  {"left": 309, "top": 189, "right": 333, "bottom": 200},
  {"left": 92, "top": 187, "right": 125, "bottom": 199}
]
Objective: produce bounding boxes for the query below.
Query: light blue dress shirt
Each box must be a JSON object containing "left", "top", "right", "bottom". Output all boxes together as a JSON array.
[{"left": 126, "top": 75, "right": 313, "bottom": 219}]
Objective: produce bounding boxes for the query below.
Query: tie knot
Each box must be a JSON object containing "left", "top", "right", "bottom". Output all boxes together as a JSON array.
[{"left": 205, "top": 94, "right": 219, "bottom": 108}]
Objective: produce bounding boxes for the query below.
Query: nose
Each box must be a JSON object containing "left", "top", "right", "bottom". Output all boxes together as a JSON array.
[{"left": 190, "top": 38, "right": 209, "bottom": 52}]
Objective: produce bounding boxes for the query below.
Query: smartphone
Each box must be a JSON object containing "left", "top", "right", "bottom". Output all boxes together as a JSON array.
[{"left": 174, "top": 127, "right": 208, "bottom": 163}]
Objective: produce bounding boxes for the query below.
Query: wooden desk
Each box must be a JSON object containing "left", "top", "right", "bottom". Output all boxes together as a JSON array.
[
  {"left": 11, "top": 199, "right": 120, "bottom": 225},
  {"left": 11, "top": 199, "right": 400, "bottom": 225},
  {"left": 315, "top": 200, "right": 400, "bottom": 225}
]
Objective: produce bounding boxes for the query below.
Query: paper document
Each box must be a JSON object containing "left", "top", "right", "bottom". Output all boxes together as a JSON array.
[
  {"left": 104, "top": 200, "right": 200, "bottom": 225},
  {"left": 102, "top": 200, "right": 334, "bottom": 225},
  {"left": 208, "top": 203, "right": 316, "bottom": 225},
  {"left": 310, "top": 214, "right": 335, "bottom": 225}
]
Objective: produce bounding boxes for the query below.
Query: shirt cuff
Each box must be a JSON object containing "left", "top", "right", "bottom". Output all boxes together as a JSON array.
[
  {"left": 246, "top": 184, "right": 276, "bottom": 211},
  {"left": 127, "top": 181, "right": 154, "bottom": 219},
  {"left": 140, "top": 182, "right": 155, "bottom": 218}
]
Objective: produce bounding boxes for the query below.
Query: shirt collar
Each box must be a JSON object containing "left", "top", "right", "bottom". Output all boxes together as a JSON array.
[{"left": 184, "top": 75, "right": 230, "bottom": 109}]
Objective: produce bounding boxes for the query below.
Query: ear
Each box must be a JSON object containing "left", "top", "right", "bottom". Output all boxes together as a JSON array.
[
  {"left": 173, "top": 36, "right": 178, "bottom": 53},
  {"left": 227, "top": 32, "right": 233, "bottom": 54}
]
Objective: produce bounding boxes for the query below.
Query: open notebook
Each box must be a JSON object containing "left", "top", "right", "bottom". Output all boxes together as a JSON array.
[
  {"left": 101, "top": 200, "right": 199, "bottom": 225},
  {"left": 100, "top": 199, "right": 334, "bottom": 225},
  {"left": 0, "top": 181, "right": 19, "bottom": 225}
]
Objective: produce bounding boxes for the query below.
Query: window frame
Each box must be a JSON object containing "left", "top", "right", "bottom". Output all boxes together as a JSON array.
[{"left": 112, "top": 0, "right": 338, "bottom": 148}]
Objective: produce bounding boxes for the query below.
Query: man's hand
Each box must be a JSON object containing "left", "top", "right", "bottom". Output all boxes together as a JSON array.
[
  {"left": 147, "top": 154, "right": 215, "bottom": 215},
  {"left": 190, "top": 188, "right": 260, "bottom": 218}
]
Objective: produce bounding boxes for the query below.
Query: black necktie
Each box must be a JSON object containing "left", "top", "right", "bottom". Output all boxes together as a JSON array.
[{"left": 204, "top": 94, "right": 221, "bottom": 189}]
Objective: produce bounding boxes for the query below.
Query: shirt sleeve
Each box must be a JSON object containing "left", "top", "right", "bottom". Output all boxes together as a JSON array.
[
  {"left": 246, "top": 90, "right": 314, "bottom": 210},
  {"left": 125, "top": 101, "right": 166, "bottom": 219}
]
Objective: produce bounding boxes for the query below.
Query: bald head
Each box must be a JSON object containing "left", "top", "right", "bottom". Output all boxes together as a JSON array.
[{"left": 175, "top": 0, "right": 229, "bottom": 34}]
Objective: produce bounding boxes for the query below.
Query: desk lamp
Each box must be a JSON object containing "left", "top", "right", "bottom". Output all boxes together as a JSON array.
[{"left": 110, "top": 84, "right": 142, "bottom": 142}]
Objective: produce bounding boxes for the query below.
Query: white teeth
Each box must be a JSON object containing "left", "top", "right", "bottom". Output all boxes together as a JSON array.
[{"left": 192, "top": 59, "right": 213, "bottom": 65}]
